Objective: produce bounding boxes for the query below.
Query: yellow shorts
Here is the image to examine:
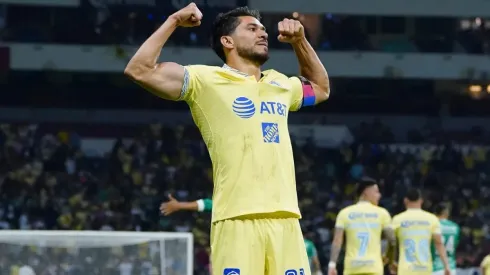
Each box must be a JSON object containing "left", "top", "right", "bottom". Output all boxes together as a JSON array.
[{"left": 211, "top": 217, "right": 311, "bottom": 275}]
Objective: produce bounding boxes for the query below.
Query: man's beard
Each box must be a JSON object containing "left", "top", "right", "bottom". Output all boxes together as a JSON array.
[{"left": 237, "top": 46, "right": 269, "bottom": 66}]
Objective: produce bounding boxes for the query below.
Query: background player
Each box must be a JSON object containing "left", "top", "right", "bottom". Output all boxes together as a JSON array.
[
  {"left": 125, "top": 3, "right": 330, "bottom": 274},
  {"left": 328, "top": 178, "right": 396, "bottom": 275},
  {"left": 160, "top": 196, "right": 324, "bottom": 275},
  {"left": 481, "top": 254, "right": 490, "bottom": 275},
  {"left": 431, "top": 203, "right": 460, "bottom": 275},
  {"left": 392, "top": 189, "right": 451, "bottom": 275}
]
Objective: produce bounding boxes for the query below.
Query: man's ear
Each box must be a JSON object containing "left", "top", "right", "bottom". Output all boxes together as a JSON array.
[{"left": 221, "top": 36, "right": 234, "bottom": 50}]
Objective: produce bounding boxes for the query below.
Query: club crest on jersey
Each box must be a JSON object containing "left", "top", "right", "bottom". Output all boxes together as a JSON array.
[
  {"left": 232, "top": 97, "right": 255, "bottom": 119},
  {"left": 269, "top": 80, "right": 283, "bottom": 87},
  {"left": 262, "top": 122, "right": 280, "bottom": 143},
  {"left": 224, "top": 268, "right": 240, "bottom": 275}
]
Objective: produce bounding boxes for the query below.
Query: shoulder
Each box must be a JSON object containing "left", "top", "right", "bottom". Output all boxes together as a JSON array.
[
  {"left": 185, "top": 65, "right": 221, "bottom": 75},
  {"left": 393, "top": 212, "right": 404, "bottom": 221},
  {"left": 449, "top": 220, "right": 460, "bottom": 228},
  {"left": 376, "top": 206, "right": 391, "bottom": 216},
  {"left": 264, "top": 69, "right": 299, "bottom": 88},
  {"left": 340, "top": 204, "right": 354, "bottom": 213},
  {"left": 428, "top": 212, "right": 440, "bottom": 222},
  {"left": 264, "top": 69, "right": 289, "bottom": 79},
  {"left": 337, "top": 206, "right": 351, "bottom": 218}
]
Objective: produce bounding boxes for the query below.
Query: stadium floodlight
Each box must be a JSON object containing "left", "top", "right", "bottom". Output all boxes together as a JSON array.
[{"left": 0, "top": 230, "right": 193, "bottom": 275}]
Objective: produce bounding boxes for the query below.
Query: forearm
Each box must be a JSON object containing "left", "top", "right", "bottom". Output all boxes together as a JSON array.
[
  {"left": 329, "top": 243, "right": 342, "bottom": 264},
  {"left": 313, "top": 257, "right": 321, "bottom": 271},
  {"left": 125, "top": 17, "right": 178, "bottom": 75},
  {"left": 435, "top": 243, "right": 450, "bottom": 269},
  {"left": 178, "top": 201, "right": 199, "bottom": 211},
  {"left": 292, "top": 37, "right": 330, "bottom": 98},
  {"left": 383, "top": 228, "right": 397, "bottom": 264}
]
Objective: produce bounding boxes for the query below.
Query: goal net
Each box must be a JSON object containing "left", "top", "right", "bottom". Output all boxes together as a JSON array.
[{"left": 0, "top": 230, "right": 193, "bottom": 275}]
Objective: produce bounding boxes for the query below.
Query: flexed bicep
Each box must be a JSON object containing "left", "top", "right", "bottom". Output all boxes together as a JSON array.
[{"left": 126, "top": 62, "right": 186, "bottom": 101}]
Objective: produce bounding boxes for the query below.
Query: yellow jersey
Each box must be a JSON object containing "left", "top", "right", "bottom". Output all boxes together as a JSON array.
[
  {"left": 481, "top": 255, "right": 490, "bottom": 275},
  {"left": 392, "top": 209, "right": 441, "bottom": 275},
  {"left": 180, "top": 65, "right": 315, "bottom": 222},
  {"left": 335, "top": 201, "right": 392, "bottom": 275}
]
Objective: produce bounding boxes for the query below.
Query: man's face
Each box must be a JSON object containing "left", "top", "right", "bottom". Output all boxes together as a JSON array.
[{"left": 230, "top": 16, "right": 269, "bottom": 65}]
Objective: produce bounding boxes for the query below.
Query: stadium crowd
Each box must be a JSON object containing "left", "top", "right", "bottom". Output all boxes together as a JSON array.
[
  {"left": 2, "top": 3, "right": 490, "bottom": 54},
  {"left": 0, "top": 120, "right": 489, "bottom": 274}
]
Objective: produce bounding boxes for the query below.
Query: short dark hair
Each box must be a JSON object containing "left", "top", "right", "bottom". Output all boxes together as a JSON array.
[
  {"left": 211, "top": 6, "right": 261, "bottom": 62},
  {"left": 434, "top": 203, "right": 449, "bottom": 216},
  {"left": 405, "top": 188, "right": 422, "bottom": 202},
  {"left": 356, "top": 177, "right": 377, "bottom": 197}
]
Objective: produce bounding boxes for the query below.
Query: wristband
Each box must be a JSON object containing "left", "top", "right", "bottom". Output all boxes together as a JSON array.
[
  {"left": 328, "top": 262, "right": 336, "bottom": 269},
  {"left": 196, "top": 199, "right": 205, "bottom": 212}
]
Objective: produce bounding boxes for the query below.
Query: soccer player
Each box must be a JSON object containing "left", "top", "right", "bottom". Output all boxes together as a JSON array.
[
  {"left": 328, "top": 178, "right": 396, "bottom": 275},
  {"left": 125, "top": 2, "right": 330, "bottom": 274},
  {"left": 160, "top": 196, "right": 324, "bottom": 275},
  {"left": 481, "top": 254, "right": 490, "bottom": 275},
  {"left": 431, "top": 203, "right": 460, "bottom": 275},
  {"left": 392, "top": 189, "right": 451, "bottom": 275}
]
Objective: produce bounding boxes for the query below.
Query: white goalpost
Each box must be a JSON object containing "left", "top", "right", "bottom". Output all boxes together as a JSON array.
[{"left": 0, "top": 230, "right": 194, "bottom": 275}]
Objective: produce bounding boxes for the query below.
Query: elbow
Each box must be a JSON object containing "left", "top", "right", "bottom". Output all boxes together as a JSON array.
[
  {"left": 124, "top": 63, "right": 151, "bottom": 82},
  {"left": 316, "top": 82, "right": 330, "bottom": 103},
  {"left": 124, "top": 65, "right": 139, "bottom": 81}
]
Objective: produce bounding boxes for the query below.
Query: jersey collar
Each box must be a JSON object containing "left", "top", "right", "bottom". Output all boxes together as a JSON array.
[{"left": 222, "top": 64, "right": 270, "bottom": 79}]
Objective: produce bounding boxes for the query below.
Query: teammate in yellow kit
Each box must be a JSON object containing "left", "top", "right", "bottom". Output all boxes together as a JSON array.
[
  {"left": 124, "top": 3, "right": 330, "bottom": 275},
  {"left": 481, "top": 254, "right": 490, "bottom": 275},
  {"left": 392, "top": 189, "right": 450, "bottom": 275},
  {"left": 328, "top": 178, "right": 396, "bottom": 275}
]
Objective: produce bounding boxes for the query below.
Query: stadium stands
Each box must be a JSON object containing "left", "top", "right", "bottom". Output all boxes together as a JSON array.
[{"left": 0, "top": 122, "right": 489, "bottom": 273}]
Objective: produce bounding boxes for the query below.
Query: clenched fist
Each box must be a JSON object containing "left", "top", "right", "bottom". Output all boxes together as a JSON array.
[
  {"left": 170, "top": 2, "right": 203, "bottom": 27},
  {"left": 277, "top": 18, "right": 305, "bottom": 44}
]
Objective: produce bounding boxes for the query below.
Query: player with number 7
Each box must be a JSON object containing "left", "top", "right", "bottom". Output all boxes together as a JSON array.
[{"left": 328, "top": 178, "right": 396, "bottom": 275}]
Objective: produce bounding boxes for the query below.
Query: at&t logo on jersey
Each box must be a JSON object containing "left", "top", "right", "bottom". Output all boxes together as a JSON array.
[
  {"left": 285, "top": 268, "right": 305, "bottom": 275},
  {"left": 232, "top": 97, "right": 255, "bottom": 119},
  {"left": 260, "top": 101, "right": 287, "bottom": 117},
  {"left": 223, "top": 268, "right": 240, "bottom": 275}
]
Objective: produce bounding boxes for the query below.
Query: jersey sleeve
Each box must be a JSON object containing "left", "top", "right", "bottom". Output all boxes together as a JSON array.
[
  {"left": 196, "top": 198, "right": 213, "bottom": 212},
  {"left": 380, "top": 209, "right": 392, "bottom": 229},
  {"left": 335, "top": 209, "right": 347, "bottom": 229},
  {"left": 178, "top": 65, "right": 206, "bottom": 103},
  {"left": 431, "top": 216, "right": 442, "bottom": 235},
  {"left": 289, "top": 76, "right": 316, "bottom": 111},
  {"left": 305, "top": 241, "right": 317, "bottom": 257},
  {"left": 203, "top": 198, "right": 213, "bottom": 212},
  {"left": 391, "top": 215, "right": 401, "bottom": 231},
  {"left": 482, "top": 256, "right": 490, "bottom": 267}
]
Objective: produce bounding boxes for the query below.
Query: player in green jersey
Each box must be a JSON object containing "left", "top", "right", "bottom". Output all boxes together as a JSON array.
[
  {"left": 431, "top": 203, "right": 460, "bottom": 275},
  {"left": 160, "top": 195, "right": 323, "bottom": 274}
]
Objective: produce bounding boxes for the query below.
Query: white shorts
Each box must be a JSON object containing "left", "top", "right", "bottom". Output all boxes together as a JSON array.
[{"left": 432, "top": 269, "right": 456, "bottom": 275}]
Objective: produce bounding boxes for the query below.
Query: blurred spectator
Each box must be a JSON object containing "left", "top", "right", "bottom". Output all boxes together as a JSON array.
[{"left": 0, "top": 119, "right": 489, "bottom": 274}]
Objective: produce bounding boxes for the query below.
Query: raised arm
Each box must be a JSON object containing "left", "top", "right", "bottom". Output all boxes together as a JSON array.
[
  {"left": 124, "top": 3, "right": 202, "bottom": 101},
  {"left": 277, "top": 18, "right": 330, "bottom": 104}
]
